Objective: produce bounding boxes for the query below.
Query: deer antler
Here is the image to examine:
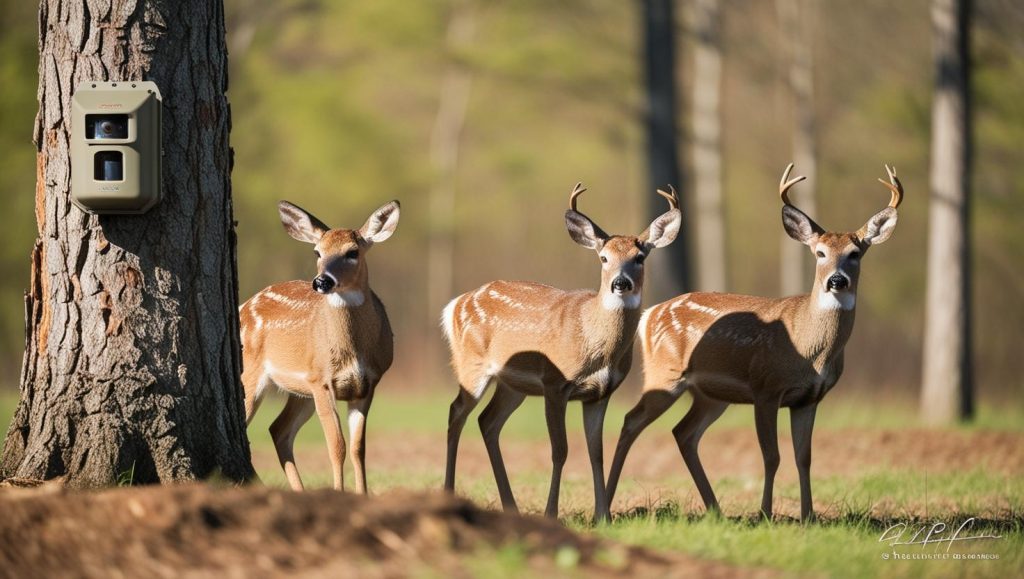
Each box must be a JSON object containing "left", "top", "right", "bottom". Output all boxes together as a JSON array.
[
  {"left": 877, "top": 165, "right": 903, "bottom": 209},
  {"left": 779, "top": 163, "right": 807, "bottom": 206},
  {"left": 656, "top": 185, "right": 680, "bottom": 211},
  {"left": 569, "top": 182, "right": 587, "bottom": 212}
]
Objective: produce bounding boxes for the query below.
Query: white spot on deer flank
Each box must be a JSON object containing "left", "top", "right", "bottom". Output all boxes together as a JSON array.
[
  {"left": 488, "top": 289, "right": 526, "bottom": 309},
  {"left": 684, "top": 300, "right": 720, "bottom": 317}
]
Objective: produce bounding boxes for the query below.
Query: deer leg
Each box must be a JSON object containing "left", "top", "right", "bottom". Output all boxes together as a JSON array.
[
  {"left": 671, "top": 394, "right": 728, "bottom": 514},
  {"left": 312, "top": 385, "right": 346, "bottom": 491},
  {"left": 606, "top": 388, "right": 682, "bottom": 509},
  {"left": 269, "top": 395, "right": 315, "bottom": 491},
  {"left": 582, "top": 396, "right": 611, "bottom": 523},
  {"left": 445, "top": 384, "right": 485, "bottom": 492},
  {"left": 543, "top": 388, "right": 570, "bottom": 518},
  {"left": 790, "top": 403, "right": 818, "bottom": 522},
  {"left": 347, "top": 390, "right": 375, "bottom": 495},
  {"left": 478, "top": 384, "right": 527, "bottom": 512},
  {"left": 753, "top": 396, "right": 782, "bottom": 519}
]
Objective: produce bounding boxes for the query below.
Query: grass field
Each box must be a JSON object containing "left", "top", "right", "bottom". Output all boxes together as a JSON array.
[{"left": 2, "top": 389, "right": 1022, "bottom": 577}]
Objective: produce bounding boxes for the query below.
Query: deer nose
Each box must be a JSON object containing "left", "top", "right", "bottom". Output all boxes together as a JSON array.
[
  {"left": 312, "top": 274, "right": 336, "bottom": 294},
  {"left": 611, "top": 276, "right": 633, "bottom": 293},
  {"left": 826, "top": 273, "right": 849, "bottom": 291}
]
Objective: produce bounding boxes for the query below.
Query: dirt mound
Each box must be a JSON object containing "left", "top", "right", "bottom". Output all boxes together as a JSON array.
[{"left": 0, "top": 484, "right": 758, "bottom": 578}]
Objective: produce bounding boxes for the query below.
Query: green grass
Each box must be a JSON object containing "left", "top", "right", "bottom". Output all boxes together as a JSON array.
[
  {"left": 2, "top": 388, "right": 1022, "bottom": 577},
  {"left": 578, "top": 508, "right": 1023, "bottom": 578}
]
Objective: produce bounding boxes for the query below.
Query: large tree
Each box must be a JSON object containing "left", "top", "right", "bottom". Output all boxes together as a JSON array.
[
  {"left": 921, "top": 0, "right": 973, "bottom": 424},
  {"left": 1, "top": 0, "right": 254, "bottom": 486}
]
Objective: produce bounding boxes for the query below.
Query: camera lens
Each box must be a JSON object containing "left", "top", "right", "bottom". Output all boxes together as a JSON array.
[{"left": 86, "top": 114, "right": 128, "bottom": 139}]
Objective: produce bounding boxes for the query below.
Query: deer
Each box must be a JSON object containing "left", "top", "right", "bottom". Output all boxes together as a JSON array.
[
  {"left": 440, "top": 183, "right": 682, "bottom": 522},
  {"left": 239, "top": 200, "right": 400, "bottom": 493},
  {"left": 605, "top": 164, "right": 903, "bottom": 522}
]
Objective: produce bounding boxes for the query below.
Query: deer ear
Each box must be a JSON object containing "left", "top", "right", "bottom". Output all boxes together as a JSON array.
[
  {"left": 857, "top": 207, "right": 898, "bottom": 246},
  {"left": 640, "top": 208, "right": 681, "bottom": 249},
  {"left": 782, "top": 205, "right": 824, "bottom": 246},
  {"left": 278, "top": 201, "right": 329, "bottom": 244},
  {"left": 359, "top": 200, "right": 401, "bottom": 244},
  {"left": 565, "top": 210, "right": 608, "bottom": 250}
]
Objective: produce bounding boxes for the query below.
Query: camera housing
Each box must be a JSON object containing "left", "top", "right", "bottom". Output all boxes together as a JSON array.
[{"left": 71, "top": 81, "right": 162, "bottom": 214}]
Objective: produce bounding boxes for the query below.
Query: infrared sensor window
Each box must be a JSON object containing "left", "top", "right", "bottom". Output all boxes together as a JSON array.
[{"left": 93, "top": 151, "right": 124, "bottom": 181}]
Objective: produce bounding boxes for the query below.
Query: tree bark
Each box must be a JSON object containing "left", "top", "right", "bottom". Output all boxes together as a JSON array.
[
  {"left": 690, "top": 0, "right": 727, "bottom": 292},
  {"left": 776, "top": 0, "right": 818, "bottom": 297},
  {"left": 921, "top": 0, "right": 973, "bottom": 424},
  {"left": 0, "top": 0, "right": 254, "bottom": 486},
  {"left": 642, "top": 0, "right": 692, "bottom": 301}
]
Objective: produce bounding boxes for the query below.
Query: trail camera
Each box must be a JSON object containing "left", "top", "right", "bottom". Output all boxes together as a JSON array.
[{"left": 71, "top": 81, "right": 162, "bottom": 214}]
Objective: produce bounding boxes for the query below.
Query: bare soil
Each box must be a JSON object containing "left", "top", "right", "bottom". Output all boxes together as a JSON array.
[
  {"left": 252, "top": 427, "right": 1024, "bottom": 517},
  {"left": 0, "top": 483, "right": 765, "bottom": 579},
  {"left": 2, "top": 429, "right": 1017, "bottom": 578}
]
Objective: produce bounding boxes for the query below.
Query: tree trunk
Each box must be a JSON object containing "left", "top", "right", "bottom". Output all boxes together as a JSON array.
[
  {"left": 0, "top": 0, "right": 254, "bottom": 486},
  {"left": 642, "top": 0, "right": 691, "bottom": 301},
  {"left": 921, "top": 0, "right": 973, "bottom": 424},
  {"left": 690, "top": 0, "right": 727, "bottom": 292},
  {"left": 427, "top": 2, "right": 476, "bottom": 378},
  {"left": 776, "top": 0, "right": 818, "bottom": 297}
]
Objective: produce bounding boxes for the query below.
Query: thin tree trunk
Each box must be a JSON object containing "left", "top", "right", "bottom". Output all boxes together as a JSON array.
[
  {"left": 690, "top": 0, "right": 727, "bottom": 292},
  {"left": 922, "top": 0, "right": 973, "bottom": 424},
  {"left": 643, "top": 0, "right": 691, "bottom": 301},
  {"left": 0, "top": 0, "right": 254, "bottom": 486},
  {"left": 776, "top": 0, "right": 818, "bottom": 297},
  {"left": 427, "top": 2, "right": 476, "bottom": 376}
]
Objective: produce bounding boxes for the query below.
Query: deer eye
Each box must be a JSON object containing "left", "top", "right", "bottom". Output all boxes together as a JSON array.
[
  {"left": 635, "top": 253, "right": 646, "bottom": 264},
  {"left": 600, "top": 255, "right": 608, "bottom": 263},
  {"left": 815, "top": 250, "right": 826, "bottom": 258},
  {"left": 849, "top": 250, "right": 861, "bottom": 260},
  {"left": 345, "top": 249, "right": 359, "bottom": 260}
]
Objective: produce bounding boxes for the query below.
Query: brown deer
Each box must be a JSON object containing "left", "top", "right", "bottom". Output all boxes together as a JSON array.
[
  {"left": 239, "top": 200, "right": 400, "bottom": 492},
  {"left": 441, "top": 184, "right": 682, "bottom": 522},
  {"left": 606, "top": 165, "right": 903, "bottom": 521}
]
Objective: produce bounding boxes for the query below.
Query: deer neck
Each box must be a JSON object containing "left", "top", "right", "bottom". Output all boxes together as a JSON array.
[
  {"left": 581, "top": 289, "right": 642, "bottom": 359},
  {"left": 794, "top": 284, "right": 857, "bottom": 365}
]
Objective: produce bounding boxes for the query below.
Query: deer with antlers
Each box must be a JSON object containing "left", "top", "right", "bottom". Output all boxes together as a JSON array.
[
  {"left": 441, "top": 183, "right": 682, "bottom": 522},
  {"left": 239, "top": 200, "right": 400, "bottom": 492},
  {"left": 606, "top": 165, "right": 903, "bottom": 521}
]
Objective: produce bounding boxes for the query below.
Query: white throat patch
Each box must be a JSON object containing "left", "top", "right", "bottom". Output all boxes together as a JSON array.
[
  {"left": 602, "top": 292, "right": 642, "bottom": 311},
  {"left": 817, "top": 291, "right": 855, "bottom": 311},
  {"left": 328, "top": 290, "right": 365, "bottom": 308}
]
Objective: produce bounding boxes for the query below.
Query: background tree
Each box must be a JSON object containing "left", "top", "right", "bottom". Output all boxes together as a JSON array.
[
  {"left": 0, "top": 0, "right": 253, "bottom": 485},
  {"left": 643, "top": 0, "right": 691, "bottom": 300},
  {"left": 776, "top": 0, "right": 818, "bottom": 297},
  {"left": 690, "top": 0, "right": 727, "bottom": 292},
  {"left": 427, "top": 1, "right": 477, "bottom": 375},
  {"left": 921, "top": 0, "right": 974, "bottom": 424}
]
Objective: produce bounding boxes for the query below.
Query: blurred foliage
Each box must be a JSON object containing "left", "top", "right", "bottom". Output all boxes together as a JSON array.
[{"left": 0, "top": 0, "right": 1021, "bottom": 400}]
